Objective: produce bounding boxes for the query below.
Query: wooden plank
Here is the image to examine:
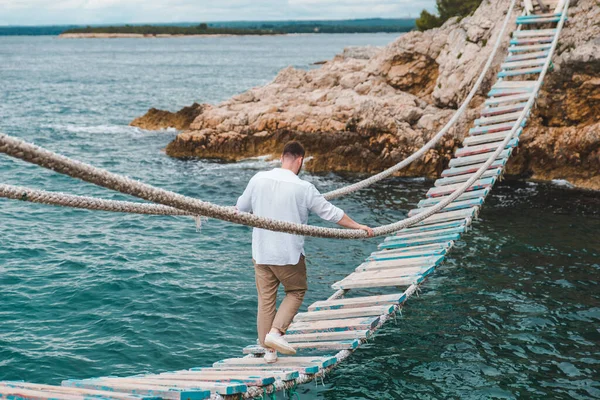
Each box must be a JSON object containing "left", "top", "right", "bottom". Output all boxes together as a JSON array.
[
  {"left": 480, "top": 103, "right": 528, "bottom": 116},
  {"left": 286, "top": 317, "right": 380, "bottom": 335},
  {"left": 0, "top": 386, "right": 87, "bottom": 400},
  {"left": 426, "top": 178, "right": 495, "bottom": 197},
  {"left": 417, "top": 188, "right": 489, "bottom": 206},
  {"left": 513, "top": 29, "right": 556, "bottom": 37},
  {"left": 293, "top": 305, "right": 394, "bottom": 322},
  {"left": 441, "top": 162, "right": 505, "bottom": 178},
  {"left": 485, "top": 93, "right": 531, "bottom": 106},
  {"left": 504, "top": 50, "right": 549, "bottom": 62},
  {"left": 464, "top": 131, "right": 515, "bottom": 146},
  {"left": 243, "top": 339, "right": 360, "bottom": 354},
  {"left": 62, "top": 380, "right": 211, "bottom": 400},
  {"left": 386, "top": 226, "right": 466, "bottom": 241},
  {"left": 340, "top": 265, "right": 435, "bottom": 282},
  {"left": 501, "top": 58, "right": 547, "bottom": 69},
  {"left": 141, "top": 374, "right": 272, "bottom": 387},
  {"left": 499, "top": 67, "right": 543, "bottom": 77},
  {"left": 455, "top": 138, "right": 518, "bottom": 157},
  {"left": 448, "top": 149, "right": 511, "bottom": 168},
  {"left": 508, "top": 43, "right": 553, "bottom": 51},
  {"left": 491, "top": 80, "right": 537, "bottom": 87},
  {"left": 516, "top": 16, "right": 561, "bottom": 24},
  {"left": 469, "top": 121, "right": 516, "bottom": 135},
  {"left": 158, "top": 370, "right": 298, "bottom": 382},
  {"left": 332, "top": 276, "right": 423, "bottom": 290},
  {"left": 509, "top": 37, "right": 553, "bottom": 45},
  {"left": 378, "top": 233, "right": 460, "bottom": 247},
  {"left": 434, "top": 169, "right": 501, "bottom": 186},
  {"left": 371, "top": 241, "right": 449, "bottom": 255},
  {"left": 0, "top": 383, "right": 154, "bottom": 400},
  {"left": 192, "top": 365, "right": 320, "bottom": 375},
  {"left": 78, "top": 378, "right": 245, "bottom": 396},
  {"left": 394, "top": 219, "right": 467, "bottom": 234},
  {"left": 368, "top": 244, "right": 449, "bottom": 260},
  {"left": 284, "top": 330, "right": 371, "bottom": 342},
  {"left": 475, "top": 111, "right": 522, "bottom": 125},
  {"left": 214, "top": 356, "right": 337, "bottom": 369},
  {"left": 517, "top": 12, "right": 561, "bottom": 19},
  {"left": 356, "top": 256, "right": 443, "bottom": 271},
  {"left": 309, "top": 293, "right": 406, "bottom": 311}
]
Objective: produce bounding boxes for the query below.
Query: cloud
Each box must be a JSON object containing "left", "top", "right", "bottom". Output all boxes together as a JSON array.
[{"left": 0, "top": 0, "right": 436, "bottom": 25}]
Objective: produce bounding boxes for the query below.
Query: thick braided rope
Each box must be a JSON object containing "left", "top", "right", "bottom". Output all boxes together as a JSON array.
[
  {"left": 322, "top": 0, "right": 517, "bottom": 200},
  {"left": 0, "top": 184, "right": 196, "bottom": 217}
]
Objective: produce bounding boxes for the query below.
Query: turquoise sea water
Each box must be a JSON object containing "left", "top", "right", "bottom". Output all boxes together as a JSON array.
[{"left": 0, "top": 34, "right": 599, "bottom": 399}]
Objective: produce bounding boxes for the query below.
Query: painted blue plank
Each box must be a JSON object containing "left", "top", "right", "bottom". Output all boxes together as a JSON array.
[
  {"left": 499, "top": 68, "right": 543, "bottom": 77},
  {"left": 378, "top": 234, "right": 460, "bottom": 250}
]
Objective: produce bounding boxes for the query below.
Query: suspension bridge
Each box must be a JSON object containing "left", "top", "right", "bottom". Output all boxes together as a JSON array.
[{"left": 0, "top": 0, "right": 569, "bottom": 398}]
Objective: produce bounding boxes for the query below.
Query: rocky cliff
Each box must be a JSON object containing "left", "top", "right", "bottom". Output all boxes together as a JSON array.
[{"left": 132, "top": 0, "right": 599, "bottom": 190}]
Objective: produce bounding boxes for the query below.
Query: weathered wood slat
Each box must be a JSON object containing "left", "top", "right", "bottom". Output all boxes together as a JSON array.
[
  {"left": 284, "top": 330, "right": 371, "bottom": 342},
  {"left": 464, "top": 131, "right": 517, "bottom": 146},
  {"left": 394, "top": 219, "right": 467, "bottom": 234},
  {"left": 243, "top": 339, "right": 361, "bottom": 354},
  {"left": 469, "top": 121, "right": 516, "bottom": 135},
  {"left": 368, "top": 244, "right": 449, "bottom": 260},
  {"left": 340, "top": 265, "right": 435, "bottom": 283},
  {"left": 513, "top": 28, "right": 556, "bottom": 37},
  {"left": 0, "top": 382, "right": 154, "bottom": 400},
  {"left": 62, "top": 380, "right": 211, "bottom": 400},
  {"left": 378, "top": 233, "right": 459, "bottom": 249},
  {"left": 0, "top": 386, "right": 89, "bottom": 400},
  {"left": 485, "top": 93, "right": 532, "bottom": 106},
  {"left": 76, "top": 378, "right": 245, "bottom": 396},
  {"left": 448, "top": 149, "right": 511, "bottom": 168},
  {"left": 286, "top": 317, "right": 380, "bottom": 335},
  {"left": 516, "top": 16, "right": 561, "bottom": 24},
  {"left": 441, "top": 161, "right": 505, "bottom": 178},
  {"left": 480, "top": 102, "right": 528, "bottom": 116},
  {"left": 417, "top": 189, "right": 489, "bottom": 206},
  {"left": 509, "top": 37, "right": 553, "bottom": 45},
  {"left": 193, "top": 365, "right": 320, "bottom": 375},
  {"left": 504, "top": 50, "right": 549, "bottom": 62},
  {"left": 508, "top": 43, "right": 553, "bottom": 51},
  {"left": 475, "top": 111, "right": 522, "bottom": 125},
  {"left": 355, "top": 256, "right": 442, "bottom": 271},
  {"left": 332, "top": 275, "right": 424, "bottom": 290},
  {"left": 434, "top": 169, "right": 501, "bottom": 186},
  {"left": 371, "top": 242, "right": 449, "bottom": 255},
  {"left": 309, "top": 293, "right": 406, "bottom": 311},
  {"left": 386, "top": 226, "right": 466, "bottom": 241},
  {"left": 293, "top": 304, "right": 394, "bottom": 322},
  {"left": 456, "top": 138, "right": 518, "bottom": 157},
  {"left": 159, "top": 369, "right": 298, "bottom": 382},
  {"left": 214, "top": 356, "right": 337, "bottom": 369},
  {"left": 427, "top": 178, "right": 495, "bottom": 197},
  {"left": 136, "top": 374, "right": 273, "bottom": 387},
  {"left": 499, "top": 67, "right": 543, "bottom": 77}
]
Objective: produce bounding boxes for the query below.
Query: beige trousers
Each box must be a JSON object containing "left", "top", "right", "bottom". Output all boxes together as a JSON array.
[{"left": 254, "top": 255, "right": 307, "bottom": 346}]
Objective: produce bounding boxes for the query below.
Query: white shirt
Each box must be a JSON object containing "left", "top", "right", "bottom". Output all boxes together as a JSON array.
[{"left": 236, "top": 168, "right": 345, "bottom": 265}]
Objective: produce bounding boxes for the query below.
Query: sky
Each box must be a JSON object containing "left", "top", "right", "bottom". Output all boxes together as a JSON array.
[{"left": 0, "top": 0, "right": 436, "bottom": 26}]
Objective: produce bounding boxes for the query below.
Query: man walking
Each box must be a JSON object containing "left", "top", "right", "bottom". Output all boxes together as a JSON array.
[{"left": 236, "top": 141, "right": 373, "bottom": 363}]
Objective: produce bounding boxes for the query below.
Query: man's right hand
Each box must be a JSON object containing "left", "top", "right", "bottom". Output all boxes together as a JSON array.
[{"left": 359, "top": 225, "right": 374, "bottom": 237}]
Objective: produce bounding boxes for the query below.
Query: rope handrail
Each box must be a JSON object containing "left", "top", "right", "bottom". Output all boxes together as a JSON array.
[
  {"left": 322, "top": 0, "right": 517, "bottom": 200},
  {"left": 0, "top": 184, "right": 196, "bottom": 217}
]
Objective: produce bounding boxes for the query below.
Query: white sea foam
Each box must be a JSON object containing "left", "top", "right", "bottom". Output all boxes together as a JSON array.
[{"left": 551, "top": 179, "right": 574, "bottom": 188}]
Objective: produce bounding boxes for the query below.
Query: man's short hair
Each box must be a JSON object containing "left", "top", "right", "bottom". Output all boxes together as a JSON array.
[{"left": 282, "top": 141, "right": 305, "bottom": 159}]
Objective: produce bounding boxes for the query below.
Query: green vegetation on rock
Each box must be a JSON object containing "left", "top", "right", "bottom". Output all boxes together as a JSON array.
[{"left": 416, "top": 0, "right": 483, "bottom": 31}]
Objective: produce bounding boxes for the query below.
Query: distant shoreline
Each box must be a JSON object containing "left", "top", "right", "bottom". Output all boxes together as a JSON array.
[{"left": 59, "top": 33, "right": 284, "bottom": 39}]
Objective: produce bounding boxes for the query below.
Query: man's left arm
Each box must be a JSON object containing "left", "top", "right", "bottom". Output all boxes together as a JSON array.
[
  {"left": 236, "top": 177, "right": 255, "bottom": 213},
  {"left": 307, "top": 185, "right": 373, "bottom": 236}
]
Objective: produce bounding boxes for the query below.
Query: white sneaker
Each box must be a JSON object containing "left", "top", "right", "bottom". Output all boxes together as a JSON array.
[
  {"left": 264, "top": 349, "right": 278, "bottom": 363},
  {"left": 264, "top": 333, "right": 296, "bottom": 355}
]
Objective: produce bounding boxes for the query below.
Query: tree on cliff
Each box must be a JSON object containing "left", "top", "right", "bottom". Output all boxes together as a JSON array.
[{"left": 416, "top": 0, "right": 483, "bottom": 31}]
